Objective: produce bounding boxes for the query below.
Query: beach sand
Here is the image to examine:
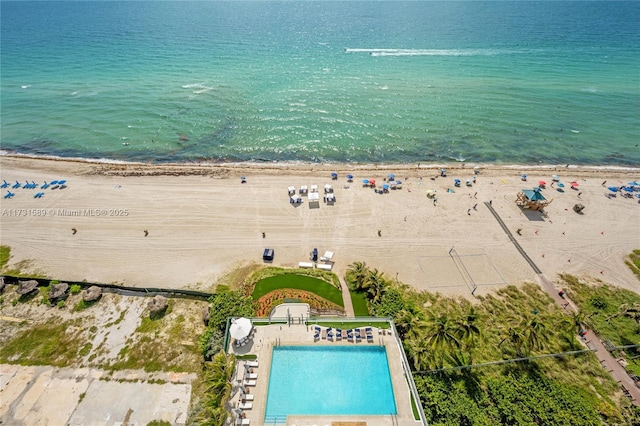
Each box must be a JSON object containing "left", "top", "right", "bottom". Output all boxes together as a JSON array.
[{"left": 1, "top": 155, "right": 638, "bottom": 298}]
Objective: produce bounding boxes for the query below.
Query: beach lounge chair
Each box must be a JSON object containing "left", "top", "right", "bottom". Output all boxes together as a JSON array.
[
  {"left": 238, "top": 402, "right": 253, "bottom": 410},
  {"left": 245, "top": 373, "right": 257, "bottom": 380},
  {"left": 243, "top": 380, "right": 257, "bottom": 387},
  {"left": 242, "top": 393, "right": 255, "bottom": 401}
]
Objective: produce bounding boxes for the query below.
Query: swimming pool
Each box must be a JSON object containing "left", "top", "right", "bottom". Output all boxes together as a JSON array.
[{"left": 265, "top": 345, "right": 397, "bottom": 418}]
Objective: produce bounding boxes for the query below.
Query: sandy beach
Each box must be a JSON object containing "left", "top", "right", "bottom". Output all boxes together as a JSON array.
[{"left": 1, "top": 155, "right": 638, "bottom": 297}]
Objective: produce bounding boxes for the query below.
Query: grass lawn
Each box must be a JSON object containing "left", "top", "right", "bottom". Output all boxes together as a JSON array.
[
  {"left": 350, "top": 290, "right": 370, "bottom": 316},
  {"left": 253, "top": 274, "right": 344, "bottom": 307}
]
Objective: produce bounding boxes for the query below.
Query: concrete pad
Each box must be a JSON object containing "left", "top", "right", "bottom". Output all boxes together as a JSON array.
[{"left": 0, "top": 365, "right": 36, "bottom": 417}]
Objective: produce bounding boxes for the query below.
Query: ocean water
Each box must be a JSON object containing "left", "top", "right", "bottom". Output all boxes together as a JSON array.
[{"left": 1, "top": 1, "right": 638, "bottom": 166}]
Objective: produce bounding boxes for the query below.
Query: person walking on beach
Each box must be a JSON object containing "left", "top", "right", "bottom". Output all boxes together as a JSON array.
[
  {"left": 71, "top": 227, "right": 77, "bottom": 235},
  {"left": 144, "top": 229, "right": 148, "bottom": 237}
]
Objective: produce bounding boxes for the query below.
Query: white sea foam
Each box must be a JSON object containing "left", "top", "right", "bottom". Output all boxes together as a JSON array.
[
  {"left": 21, "top": 85, "right": 30, "bottom": 89},
  {"left": 346, "top": 48, "right": 509, "bottom": 57}
]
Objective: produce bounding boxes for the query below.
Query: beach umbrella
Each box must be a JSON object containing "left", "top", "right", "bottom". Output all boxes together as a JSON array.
[
  {"left": 331, "top": 172, "right": 338, "bottom": 179},
  {"left": 570, "top": 181, "right": 579, "bottom": 188},
  {"left": 346, "top": 174, "right": 353, "bottom": 181},
  {"left": 382, "top": 184, "right": 389, "bottom": 190},
  {"left": 454, "top": 178, "right": 461, "bottom": 185},
  {"left": 552, "top": 175, "right": 560, "bottom": 181},
  {"left": 58, "top": 180, "right": 67, "bottom": 185},
  {"left": 50, "top": 180, "right": 58, "bottom": 185},
  {"left": 362, "top": 179, "right": 369, "bottom": 184},
  {"left": 628, "top": 181, "right": 639, "bottom": 187},
  {"left": 230, "top": 317, "right": 253, "bottom": 340},
  {"left": 622, "top": 186, "right": 634, "bottom": 192},
  {"left": 521, "top": 174, "right": 527, "bottom": 180},
  {"left": 557, "top": 182, "right": 565, "bottom": 188},
  {"left": 538, "top": 180, "right": 546, "bottom": 186},
  {"left": 607, "top": 186, "right": 619, "bottom": 193},
  {"left": 369, "top": 179, "right": 376, "bottom": 186},
  {"left": 388, "top": 173, "right": 395, "bottom": 180}
]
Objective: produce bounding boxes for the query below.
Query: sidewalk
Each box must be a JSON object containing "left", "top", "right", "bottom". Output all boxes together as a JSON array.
[{"left": 537, "top": 274, "right": 640, "bottom": 404}]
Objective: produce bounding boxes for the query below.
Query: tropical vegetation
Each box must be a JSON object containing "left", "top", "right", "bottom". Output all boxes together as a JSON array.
[
  {"left": 345, "top": 261, "right": 639, "bottom": 424},
  {"left": 560, "top": 273, "right": 640, "bottom": 378}
]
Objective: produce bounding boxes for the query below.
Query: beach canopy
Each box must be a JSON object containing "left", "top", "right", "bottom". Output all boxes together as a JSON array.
[
  {"left": 382, "top": 184, "right": 390, "bottom": 190},
  {"left": 388, "top": 173, "right": 395, "bottom": 180},
  {"left": 230, "top": 317, "right": 253, "bottom": 340},
  {"left": 522, "top": 187, "right": 546, "bottom": 201},
  {"left": 608, "top": 186, "right": 619, "bottom": 193}
]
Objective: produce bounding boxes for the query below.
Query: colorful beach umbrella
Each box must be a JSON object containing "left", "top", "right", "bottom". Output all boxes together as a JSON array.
[
  {"left": 362, "top": 179, "right": 369, "bottom": 184},
  {"left": 608, "top": 186, "right": 619, "bottom": 193},
  {"left": 346, "top": 174, "right": 353, "bottom": 180},
  {"left": 388, "top": 173, "right": 395, "bottom": 180},
  {"left": 538, "top": 180, "right": 546, "bottom": 187},
  {"left": 557, "top": 182, "right": 565, "bottom": 188},
  {"left": 369, "top": 179, "right": 376, "bottom": 185},
  {"left": 570, "top": 181, "right": 579, "bottom": 187}
]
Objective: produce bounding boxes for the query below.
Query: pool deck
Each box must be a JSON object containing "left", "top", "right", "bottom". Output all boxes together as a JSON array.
[{"left": 229, "top": 320, "right": 421, "bottom": 426}]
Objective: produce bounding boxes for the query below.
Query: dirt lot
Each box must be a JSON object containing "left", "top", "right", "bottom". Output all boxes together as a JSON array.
[{"left": 0, "top": 283, "right": 208, "bottom": 425}]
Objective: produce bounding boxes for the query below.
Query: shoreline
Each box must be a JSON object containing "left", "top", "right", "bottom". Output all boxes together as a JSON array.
[
  {"left": 2, "top": 151, "right": 639, "bottom": 175},
  {"left": 1, "top": 155, "right": 638, "bottom": 299}
]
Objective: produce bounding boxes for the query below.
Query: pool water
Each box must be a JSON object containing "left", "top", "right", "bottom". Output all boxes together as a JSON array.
[{"left": 265, "top": 345, "right": 397, "bottom": 418}]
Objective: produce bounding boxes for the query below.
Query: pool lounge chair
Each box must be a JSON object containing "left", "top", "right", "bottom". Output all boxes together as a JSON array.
[
  {"left": 327, "top": 331, "right": 334, "bottom": 341},
  {"left": 313, "top": 332, "right": 320, "bottom": 341},
  {"left": 242, "top": 393, "right": 255, "bottom": 401},
  {"left": 365, "top": 327, "right": 373, "bottom": 334},
  {"left": 245, "top": 373, "right": 257, "bottom": 380},
  {"left": 243, "top": 379, "right": 257, "bottom": 387},
  {"left": 347, "top": 332, "right": 354, "bottom": 342},
  {"left": 314, "top": 326, "right": 321, "bottom": 333},
  {"left": 335, "top": 329, "right": 342, "bottom": 341},
  {"left": 321, "top": 329, "right": 327, "bottom": 340},
  {"left": 366, "top": 333, "right": 374, "bottom": 343},
  {"left": 236, "top": 419, "right": 250, "bottom": 425},
  {"left": 245, "top": 360, "right": 259, "bottom": 368},
  {"left": 239, "top": 402, "right": 253, "bottom": 410}
]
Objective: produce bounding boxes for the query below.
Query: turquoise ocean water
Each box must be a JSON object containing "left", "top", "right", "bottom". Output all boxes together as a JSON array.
[{"left": 1, "top": 1, "right": 638, "bottom": 165}]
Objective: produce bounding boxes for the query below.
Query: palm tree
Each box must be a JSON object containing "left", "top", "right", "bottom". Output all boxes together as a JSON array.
[
  {"left": 346, "top": 261, "right": 369, "bottom": 291},
  {"left": 520, "top": 315, "right": 548, "bottom": 354},
  {"left": 499, "top": 324, "right": 525, "bottom": 357},
  {"left": 366, "top": 269, "right": 387, "bottom": 303},
  {"left": 395, "top": 308, "right": 426, "bottom": 341},
  {"left": 406, "top": 337, "right": 433, "bottom": 371},
  {"left": 424, "top": 310, "right": 461, "bottom": 368},
  {"left": 457, "top": 306, "right": 481, "bottom": 347}
]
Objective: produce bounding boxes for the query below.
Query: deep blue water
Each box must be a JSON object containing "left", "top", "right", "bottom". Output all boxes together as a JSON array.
[{"left": 1, "top": 1, "right": 639, "bottom": 165}]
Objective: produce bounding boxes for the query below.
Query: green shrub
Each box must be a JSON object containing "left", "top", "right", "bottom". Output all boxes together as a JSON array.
[{"left": 70, "top": 284, "right": 82, "bottom": 295}]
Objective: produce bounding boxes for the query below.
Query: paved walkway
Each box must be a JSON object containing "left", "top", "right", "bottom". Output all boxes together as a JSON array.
[
  {"left": 339, "top": 276, "right": 355, "bottom": 317},
  {"left": 487, "top": 203, "right": 640, "bottom": 405}
]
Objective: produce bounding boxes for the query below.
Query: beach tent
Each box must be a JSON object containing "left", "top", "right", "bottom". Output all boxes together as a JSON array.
[
  {"left": 288, "top": 186, "right": 296, "bottom": 195},
  {"left": 388, "top": 173, "right": 395, "bottom": 180},
  {"left": 230, "top": 317, "right": 253, "bottom": 341},
  {"left": 346, "top": 174, "right": 354, "bottom": 182},
  {"left": 308, "top": 192, "right": 320, "bottom": 203},
  {"left": 331, "top": 172, "right": 338, "bottom": 180},
  {"left": 324, "top": 184, "right": 333, "bottom": 193},
  {"left": 516, "top": 187, "right": 550, "bottom": 210}
]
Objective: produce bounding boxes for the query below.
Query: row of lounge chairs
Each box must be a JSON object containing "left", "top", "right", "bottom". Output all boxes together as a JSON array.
[
  {"left": 236, "top": 360, "right": 259, "bottom": 424},
  {"left": 313, "top": 326, "right": 380, "bottom": 343}
]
